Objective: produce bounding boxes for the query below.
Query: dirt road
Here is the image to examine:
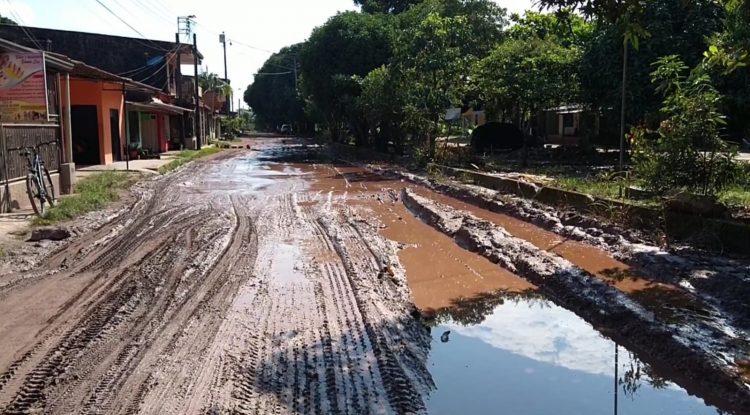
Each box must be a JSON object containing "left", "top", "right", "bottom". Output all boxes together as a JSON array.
[
  {"left": 0, "top": 140, "right": 432, "bottom": 414},
  {"left": 0, "top": 137, "right": 747, "bottom": 414}
]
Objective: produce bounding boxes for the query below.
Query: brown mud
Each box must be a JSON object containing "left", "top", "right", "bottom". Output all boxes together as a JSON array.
[
  {"left": 0, "top": 141, "right": 432, "bottom": 414},
  {"left": 0, "top": 138, "right": 747, "bottom": 414}
]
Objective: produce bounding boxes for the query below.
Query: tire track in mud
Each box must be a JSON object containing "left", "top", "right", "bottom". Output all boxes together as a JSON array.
[
  {"left": 212, "top": 176, "right": 432, "bottom": 415},
  {"left": 1, "top": 147, "right": 436, "bottom": 414},
  {"left": 0, "top": 158, "right": 248, "bottom": 414}
]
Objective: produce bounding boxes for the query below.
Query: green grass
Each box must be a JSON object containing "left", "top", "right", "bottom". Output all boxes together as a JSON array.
[
  {"left": 0, "top": 245, "right": 5, "bottom": 257},
  {"left": 554, "top": 175, "right": 623, "bottom": 200},
  {"left": 32, "top": 171, "right": 137, "bottom": 226},
  {"left": 718, "top": 185, "right": 750, "bottom": 208},
  {"left": 158, "top": 147, "right": 222, "bottom": 174}
]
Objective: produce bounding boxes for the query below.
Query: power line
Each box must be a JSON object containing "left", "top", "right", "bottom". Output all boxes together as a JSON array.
[
  {"left": 135, "top": 60, "right": 169, "bottom": 83},
  {"left": 94, "top": 0, "right": 172, "bottom": 52},
  {"left": 95, "top": 0, "right": 147, "bottom": 39},
  {"left": 132, "top": 0, "right": 174, "bottom": 26},
  {"left": 3, "top": 0, "right": 43, "bottom": 50},
  {"left": 255, "top": 71, "right": 293, "bottom": 76}
]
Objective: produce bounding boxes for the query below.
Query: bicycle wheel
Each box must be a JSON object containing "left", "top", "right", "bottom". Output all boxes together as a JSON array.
[
  {"left": 26, "top": 173, "right": 45, "bottom": 216},
  {"left": 42, "top": 167, "right": 56, "bottom": 207}
]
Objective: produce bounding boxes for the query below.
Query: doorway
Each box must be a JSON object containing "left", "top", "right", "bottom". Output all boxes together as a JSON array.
[
  {"left": 110, "top": 109, "right": 121, "bottom": 161},
  {"left": 71, "top": 105, "right": 100, "bottom": 166}
]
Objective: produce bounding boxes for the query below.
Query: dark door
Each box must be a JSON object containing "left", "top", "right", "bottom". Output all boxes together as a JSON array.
[
  {"left": 71, "top": 105, "right": 100, "bottom": 166},
  {"left": 110, "top": 109, "right": 121, "bottom": 161}
]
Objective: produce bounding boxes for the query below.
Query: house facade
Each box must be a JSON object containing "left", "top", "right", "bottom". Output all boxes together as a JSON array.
[
  {"left": 535, "top": 106, "right": 601, "bottom": 146},
  {"left": 0, "top": 24, "right": 224, "bottom": 158}
]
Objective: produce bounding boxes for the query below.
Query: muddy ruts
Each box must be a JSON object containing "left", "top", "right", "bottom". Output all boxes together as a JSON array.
[
  {"left": 402, "top": 188, "right": 750, "bottom": 414},
  {"left": 317, "top": 217, "right": 429, "bottom": 414}
]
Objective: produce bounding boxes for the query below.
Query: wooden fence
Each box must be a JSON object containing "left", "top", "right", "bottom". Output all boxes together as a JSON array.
[{"left": 1, "top": 123, "right": 62, "bottom": 183}]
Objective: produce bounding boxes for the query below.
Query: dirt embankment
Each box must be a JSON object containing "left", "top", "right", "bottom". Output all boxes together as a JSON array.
[
  {"left": 0, "top": 146, "right": 434, "bottom": 414},
  {"left": 402, "top": 188, "right": 750, "bottom": 413},
  {"left": 395, "top": 171, "right": 750, "bottom": 331}
]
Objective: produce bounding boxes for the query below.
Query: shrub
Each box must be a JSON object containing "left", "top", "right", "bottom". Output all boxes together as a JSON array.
[{"left": 632, "top": 56, "right": 741, "bottom": 196}]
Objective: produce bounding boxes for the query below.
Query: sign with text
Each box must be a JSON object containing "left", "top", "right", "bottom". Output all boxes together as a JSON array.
[{"left": 0, "top": 52, "right": 47, "bottom": 122}]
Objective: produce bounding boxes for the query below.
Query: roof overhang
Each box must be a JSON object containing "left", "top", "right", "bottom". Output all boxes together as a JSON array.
[
  {"left": 0, "top": 38, "right": 74, "bottom": 71},
  {"left": 127, "top": 99, "right": 188, "bottom": 115}
]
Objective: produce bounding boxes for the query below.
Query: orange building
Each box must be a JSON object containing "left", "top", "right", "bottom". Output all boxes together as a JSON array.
[{"left": 68, "top": 78, "right": 126, "bottom": 165}]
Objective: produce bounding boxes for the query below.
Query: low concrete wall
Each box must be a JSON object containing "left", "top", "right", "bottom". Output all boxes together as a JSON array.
[
  {"left": 430, "top": 164, "right": 750, "bottom": 255},
  {"left": 1, "top": 173, "right": 61, "bottom": 212}
]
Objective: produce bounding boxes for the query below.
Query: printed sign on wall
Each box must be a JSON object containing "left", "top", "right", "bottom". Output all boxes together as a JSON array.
[{"left": 0, "top": 52, "right": 48, "bottom": 122}]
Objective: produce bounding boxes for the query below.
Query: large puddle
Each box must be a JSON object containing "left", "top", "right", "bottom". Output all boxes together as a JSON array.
[
  {"left": 426, "top": 295, "right": 721, "bottom": 414},
  {"left": 256, "top": 151, "right": 735, "bottom": 414}
]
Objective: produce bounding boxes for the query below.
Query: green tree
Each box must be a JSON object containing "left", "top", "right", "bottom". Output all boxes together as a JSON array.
[
  {"left": 506, "top": 10, "right": 592, "bottom": 47},
  {"left": 299, "top": 12, "right": 395, "bottom": 144},
  {"left": 356, "top": 65, "right": 408, "bottom": 152},
  {"left": 580, "top": 0, "right": 723, "bottom": 145},
  {"left": 354, "top": 0, "right": 423, "bottom": 13},
  {"left": 399, "top": 0, "right": 508, "bottom": 57},
  {"left": 199, "top": 72, "right": 232, "bottom": 97},
  {"left": 393, "top": 12, "right": 472, "bottom": 158},
  {"left": 0, "top": 14, "right": 17, "bottom": 25},
  {"left": 473, "top": 36, "right": 580, "bottom": 165},
  {"left": 705, "top": 0, "right": 750, "bottom": 139},
  {"left": 245, "top": 44, "right": 305, "bottom": 132}
]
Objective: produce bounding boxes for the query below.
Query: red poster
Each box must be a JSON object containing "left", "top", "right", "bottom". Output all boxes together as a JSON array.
[{"left": 0, "top": 52, "right": 47, "bottom": 122}]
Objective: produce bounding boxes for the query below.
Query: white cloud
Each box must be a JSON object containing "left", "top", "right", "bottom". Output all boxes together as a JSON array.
[{"left": 446, "top": 301, "right": 628, "bottom": 377}]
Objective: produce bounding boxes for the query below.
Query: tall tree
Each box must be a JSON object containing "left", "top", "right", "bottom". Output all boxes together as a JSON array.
[
  {"left": 245, "top": 44, "right": 305, "bottom": 131},
  {"left": 299, "top": 12, "right": 395, "bottom": 144},
  {"left": 474, "top": 36, "right": 580, "bottom": 164},
  {"left": 399, "top": 0, "right": 508, "bottom": 57},
  {"left": 580, "top": 0, "right": 723, "bottom": 144},
  {"left": 394, "top": 12, "right": 472, "bottom": 157}
]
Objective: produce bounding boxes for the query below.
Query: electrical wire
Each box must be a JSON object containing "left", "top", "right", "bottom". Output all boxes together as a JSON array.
[
  {"left": 3, "top": 0, "right": 44, "bottom": 50},
  {"left": 94, "top": 0, "right": 172, "bottom": 52},
  {"left": 133, "top": 60, "right": 169, "bottom": 83}
]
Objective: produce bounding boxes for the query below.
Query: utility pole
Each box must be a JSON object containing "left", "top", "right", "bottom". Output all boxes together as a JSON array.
[
  {"left": 618, "top": 41, "right": 628, "bottom": 173},
  {"left": 293, "top": 55, "right": 298, "bottom": 94},
  {"left": 193, "top": 32, "right": 201, "bottom": 150},
  {"left": 220, "top": 32, "right": 230, "bottom": 115}
]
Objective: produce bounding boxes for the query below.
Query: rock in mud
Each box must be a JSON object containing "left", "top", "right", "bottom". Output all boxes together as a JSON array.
[{"left": 27, "top": 227, "right": 71, "bottom": 242}]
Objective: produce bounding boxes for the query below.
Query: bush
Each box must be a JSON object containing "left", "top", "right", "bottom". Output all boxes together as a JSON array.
[{"left": 632, "top": 56, "right": 742, "bottom": 196}]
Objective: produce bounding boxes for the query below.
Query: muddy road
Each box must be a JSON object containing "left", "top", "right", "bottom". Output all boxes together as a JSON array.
[{"left": 0, "top": 137, "right": 747, "bottom": 414}]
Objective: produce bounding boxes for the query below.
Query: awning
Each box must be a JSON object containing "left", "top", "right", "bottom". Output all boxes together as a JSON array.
[
  {"left": 68, "top": 60, "right": 161, "bottom": 94},
  {"left": 127, "top": 99, "right": 189, "bottom": 115}
]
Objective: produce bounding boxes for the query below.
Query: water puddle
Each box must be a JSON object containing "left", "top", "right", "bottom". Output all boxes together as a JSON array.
[
  {"left": 426, "top": 295, "right": 721, "bottom": 414},
  {"left": 362, "top": 197, "right": 536, "bottom": 312},
  {"left": 269, "top": 243, "right": 307, "bottom": 285}
]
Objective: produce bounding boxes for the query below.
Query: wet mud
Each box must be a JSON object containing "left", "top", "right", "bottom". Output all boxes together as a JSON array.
[{"left": 0, "top": 138, "right": 747, "bottom": 414}]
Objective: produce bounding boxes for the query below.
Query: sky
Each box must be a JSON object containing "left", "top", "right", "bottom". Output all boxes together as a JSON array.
[{"left": 0, "top": 0, "right": 536, "bottom": 107}]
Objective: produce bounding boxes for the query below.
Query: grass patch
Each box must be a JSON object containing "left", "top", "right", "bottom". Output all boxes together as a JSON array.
[
  {"left": 32, "top": 171, "right": 137, "bottom": 226},
  {"left": 158, "top": 147, "right": 222, "bottom": 174},
  {"left": 0, "top": 245, "right": 5, "bottom": 257},
  {"left": 718, "top": 185, "right": 750, "bottom": 208}
]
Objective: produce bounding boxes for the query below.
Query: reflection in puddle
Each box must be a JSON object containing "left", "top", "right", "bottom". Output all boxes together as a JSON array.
[{"left": 426, "top": 295, "right": 720, "bottom": 414}]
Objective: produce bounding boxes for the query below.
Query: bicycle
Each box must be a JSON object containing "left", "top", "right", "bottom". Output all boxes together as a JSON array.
[{"left": 13, "top": 143, "right": 56, "bottom": 216}]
